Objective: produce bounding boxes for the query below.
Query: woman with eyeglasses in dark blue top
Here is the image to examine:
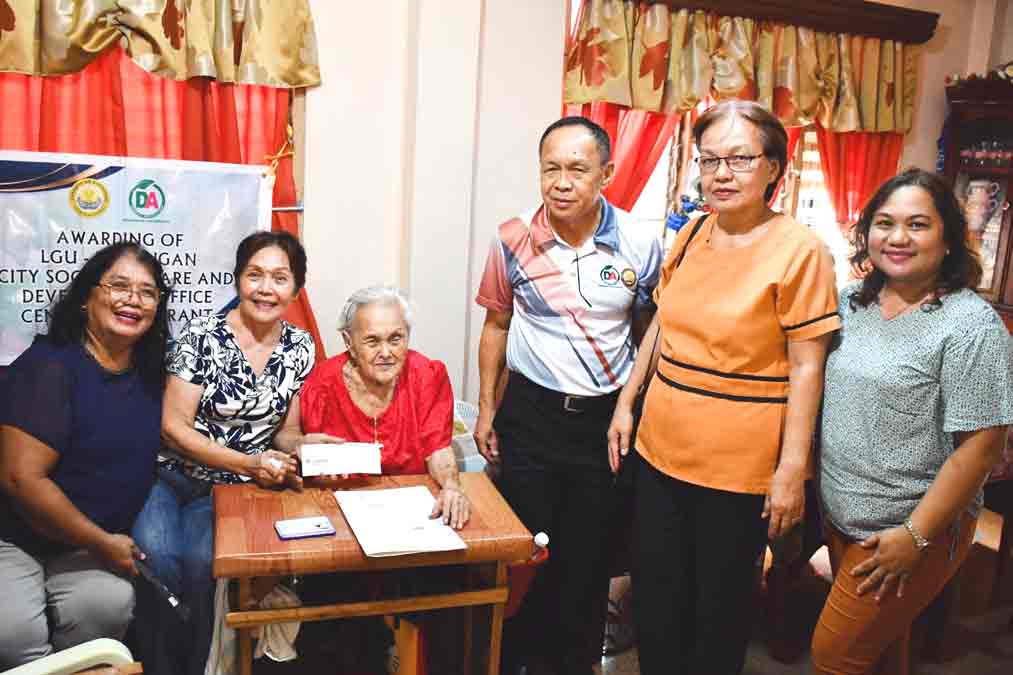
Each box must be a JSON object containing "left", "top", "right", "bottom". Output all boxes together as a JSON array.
[{"left": 0, "top": 242, "right": 169, "bottom": 668}]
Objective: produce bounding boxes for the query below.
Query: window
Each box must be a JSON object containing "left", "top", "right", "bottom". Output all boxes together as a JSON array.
[
  {"left": 630, "top": 137, "right": 675, "bottom": 236},
  {"left": 785, "top": 130, "right": 852, "bottom": 286}
]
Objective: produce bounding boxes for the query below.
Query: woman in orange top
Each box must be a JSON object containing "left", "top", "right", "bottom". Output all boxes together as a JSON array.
[{"left": 607, "top": 100, "right": 840, "bottom": 675}]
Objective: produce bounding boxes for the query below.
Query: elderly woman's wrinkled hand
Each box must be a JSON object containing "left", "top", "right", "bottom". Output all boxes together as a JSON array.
[{"left": 431, "top": 485, "right": 471, "bottom": 530}]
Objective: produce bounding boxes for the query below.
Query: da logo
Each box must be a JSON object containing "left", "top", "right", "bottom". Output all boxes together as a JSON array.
[
  {"left": 129, "top": 179, "right": 166, "bottom": 219},
  {"left": 69, "top": 179, "right": 110, "bottom": 217},
  {"left": 599, "top": 264, "right": 620, "bottom": 286},
  {"left": 621, "top": 268, "right": 638, "bottom": 290}
]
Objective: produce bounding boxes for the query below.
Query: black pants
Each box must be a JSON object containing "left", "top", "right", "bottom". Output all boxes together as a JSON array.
[
  {"left": 633, "top": 460, "right": 767, "bottom": 675},
  {"left": 497, "top": 374, "right": 617, "bottom": 675}
]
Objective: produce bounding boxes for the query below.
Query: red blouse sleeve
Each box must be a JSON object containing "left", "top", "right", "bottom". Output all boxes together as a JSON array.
[{"left": 415, "top": 356, "right": 454, "bottom": 461}]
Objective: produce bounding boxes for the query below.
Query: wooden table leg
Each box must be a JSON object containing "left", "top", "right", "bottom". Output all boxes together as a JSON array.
[
  {"left": 463, "top": 579, "right": 474, "bottom": 672},
  {"left": 486, "top": 562, "right": 508, "bottom": 675},
  {"left": 237, "top": 578, "right": 254, "bottom": 675}
]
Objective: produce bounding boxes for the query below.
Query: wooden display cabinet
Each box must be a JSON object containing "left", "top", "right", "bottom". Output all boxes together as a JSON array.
[{"left": 944, "top": 79, "right": 1013, "bottom": 329}]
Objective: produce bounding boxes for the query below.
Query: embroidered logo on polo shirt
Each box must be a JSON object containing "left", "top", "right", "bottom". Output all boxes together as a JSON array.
[
  {"left": 599, "top": 265, "right": 620, "bottom": 286},
  {"left": 621, "top": 268, "right": 637, "bottom": 290}
]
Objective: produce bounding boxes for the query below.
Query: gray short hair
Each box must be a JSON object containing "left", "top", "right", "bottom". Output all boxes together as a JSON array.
[{"left": 337, "top": 285, "right": 414, "bottom": 335}]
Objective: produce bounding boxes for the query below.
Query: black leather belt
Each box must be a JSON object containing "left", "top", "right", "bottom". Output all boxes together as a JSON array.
[{"left": 512, "top": 372, "right": 620, "bottom": 414}]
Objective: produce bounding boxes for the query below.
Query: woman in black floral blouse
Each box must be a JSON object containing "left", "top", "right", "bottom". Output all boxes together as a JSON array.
[{"left": 132, "top": 231, "right": 333, "bottom": 675}]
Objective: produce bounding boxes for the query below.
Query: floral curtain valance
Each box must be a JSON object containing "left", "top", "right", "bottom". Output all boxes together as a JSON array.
[
  {"left": 0, "top": 0, "right": 319, "bottom": 88},
  {"left": 564, "top": 0, "right": 918, "bottom": 133}
]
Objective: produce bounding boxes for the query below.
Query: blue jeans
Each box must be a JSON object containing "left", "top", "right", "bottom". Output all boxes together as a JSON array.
[{"left": 131, "top": 466, "right": 214, "bottom": 675}]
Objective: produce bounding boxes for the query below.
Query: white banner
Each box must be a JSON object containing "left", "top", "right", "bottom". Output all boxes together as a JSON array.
[{"left": 0, "top": 151, "right": 273, "bottom": 364}]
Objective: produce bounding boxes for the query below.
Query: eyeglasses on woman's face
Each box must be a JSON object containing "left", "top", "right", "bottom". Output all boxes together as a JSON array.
[
  {"left": 696, "top": 154, "right": 764, "bottom": 174},
  {"left": 98, "top": 281, "right": 161, "bottom": 307}
]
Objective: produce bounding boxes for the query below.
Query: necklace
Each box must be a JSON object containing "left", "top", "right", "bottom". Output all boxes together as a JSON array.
[{"left": 343, "top": 360, "right": 397, "bottom": 417}]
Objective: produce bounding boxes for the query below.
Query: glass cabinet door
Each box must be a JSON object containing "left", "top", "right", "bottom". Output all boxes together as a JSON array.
[{"left": 954, "top": 173, "right": 1011, "bottom": 300}]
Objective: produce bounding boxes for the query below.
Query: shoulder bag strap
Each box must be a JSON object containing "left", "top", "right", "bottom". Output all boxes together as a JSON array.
[
  {"left": 674, "top": 214, "right": 707, "bottom": 270},
  {"left": 635, "top": 214, "right": 707, "bottom": 397}
]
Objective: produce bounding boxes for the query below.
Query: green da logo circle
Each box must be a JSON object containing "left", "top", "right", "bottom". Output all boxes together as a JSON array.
[
  {"left": 129, "top": 179, "right": 166, "bottom": 219},
  {"left": 599, "top": 264, "right": 620, "bottom": 285}
]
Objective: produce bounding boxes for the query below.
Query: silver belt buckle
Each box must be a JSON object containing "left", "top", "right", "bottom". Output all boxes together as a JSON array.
[{"left": 562, "top": 394, "right": 584, "bottom": 413}]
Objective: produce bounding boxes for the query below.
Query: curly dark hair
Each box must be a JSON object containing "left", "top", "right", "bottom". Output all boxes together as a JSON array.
[
  {"left": 849, "top": 168, "right": 983, "bottom": 310},
  {"left": 48, "top": 242, "right": 171, "bottom": 394}
]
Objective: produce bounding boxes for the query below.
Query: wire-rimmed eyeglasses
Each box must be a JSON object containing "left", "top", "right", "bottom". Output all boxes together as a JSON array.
[
  {"left": 98, "top": 281, "right": 161, "bottom": 307},
  {"left": 696, "top": 154, "right": 764, "bottom": 174}
]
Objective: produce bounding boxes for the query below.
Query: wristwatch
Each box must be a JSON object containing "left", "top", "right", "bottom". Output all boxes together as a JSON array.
[{"left": 903, "top": 518, "right": 930, "bottom": 551}]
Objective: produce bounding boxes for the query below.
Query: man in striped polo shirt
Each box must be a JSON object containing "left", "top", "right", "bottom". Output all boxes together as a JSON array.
[{"left": 474, "top": 117, "right": 662, "bottom": 675}]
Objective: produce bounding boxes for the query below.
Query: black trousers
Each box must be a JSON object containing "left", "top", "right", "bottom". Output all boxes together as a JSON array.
[
  {"left": 497, "top": 374, "right": 617, "bottom": 675},
  {"left": 633, "top": 459, "right": 767, "bottom": 675}
]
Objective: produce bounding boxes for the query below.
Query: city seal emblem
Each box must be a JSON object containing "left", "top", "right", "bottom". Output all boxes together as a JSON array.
[
  {"left": 69, "top": 178, "right": 110, "bottom": 217},
  {"left": 621, "top": 268, "right": 637, "bottom": 290}
]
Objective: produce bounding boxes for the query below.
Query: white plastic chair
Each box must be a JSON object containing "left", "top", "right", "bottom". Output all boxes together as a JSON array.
[
  {"left": 451, "top": 400, "right": 487, "bottom": 472},
  {"left": 5, "top": 639, "right": 137, "bottom": 675}
]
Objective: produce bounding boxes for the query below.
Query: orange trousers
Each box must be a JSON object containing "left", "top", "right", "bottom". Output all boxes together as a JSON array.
[{"left": 810, "top": 513, "right": 975, "bottom": 674}]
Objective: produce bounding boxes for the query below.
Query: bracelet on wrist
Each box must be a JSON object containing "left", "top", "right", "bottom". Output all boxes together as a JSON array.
[{"left": 903, "top": 518, "right": 930, "bottom": 551}]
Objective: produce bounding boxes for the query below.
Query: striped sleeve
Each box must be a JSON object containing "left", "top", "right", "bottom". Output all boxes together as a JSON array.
[
  {"left": 475, "top": 236, "right": 513, "bottom": 312},
  {"left": 777, "top": 238, "right": 841, "bottom": 341}
]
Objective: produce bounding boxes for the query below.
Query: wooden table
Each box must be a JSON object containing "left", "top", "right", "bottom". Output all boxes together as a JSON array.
[{"left": 213, "top": 473, "right": 533, "bottom": 675}]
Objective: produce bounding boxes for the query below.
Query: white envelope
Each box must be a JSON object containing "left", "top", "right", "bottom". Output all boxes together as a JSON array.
[{"left": 300, "top": 443, "right": 382, "bottom": 476}]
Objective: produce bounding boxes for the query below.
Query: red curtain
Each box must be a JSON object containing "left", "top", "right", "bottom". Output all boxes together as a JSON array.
[
  {"left": 565, "top": 101, "right": 679, "bottom": 211},
  {"left": 814, "top": 123, "right": 904, "bottom": 229},
  {"left": 0, "top": 48, "right": 325, "bottom": 360}
]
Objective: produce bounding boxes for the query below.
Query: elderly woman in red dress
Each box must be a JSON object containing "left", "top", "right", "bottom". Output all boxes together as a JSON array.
[{"left": 298, "top": 285, "right": 470, "bottom": 528}]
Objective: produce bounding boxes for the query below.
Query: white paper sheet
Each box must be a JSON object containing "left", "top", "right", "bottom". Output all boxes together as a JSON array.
[
  {"left": 301, "top": 443, "right": 382, "bottom": 476},
  {"left": 334, "top": 486, "right": 467, "bottom": 557}
]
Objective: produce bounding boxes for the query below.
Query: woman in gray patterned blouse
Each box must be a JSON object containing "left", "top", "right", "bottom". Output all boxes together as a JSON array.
[{"left": 812, "top": 168, "right": 1013, "bottom": 673}]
